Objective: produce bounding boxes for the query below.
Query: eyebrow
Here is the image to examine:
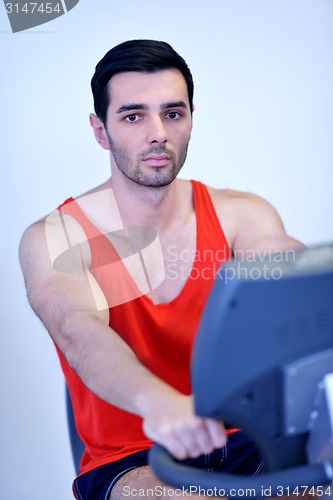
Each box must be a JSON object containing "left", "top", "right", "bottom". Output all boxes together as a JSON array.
[
  {"left": 116, "top": 104, "right": 148, "bottom": 114},
  {"left": 116, "top": 100, "right": 188, "bottom": 114},
  {"left": 161, "top": 100, "right": 188, "bottom": 110}
]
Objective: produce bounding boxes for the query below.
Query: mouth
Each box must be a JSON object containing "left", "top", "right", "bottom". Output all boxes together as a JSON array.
[{"left": 142, "top": 154, "right": 171, "bottom": 167}]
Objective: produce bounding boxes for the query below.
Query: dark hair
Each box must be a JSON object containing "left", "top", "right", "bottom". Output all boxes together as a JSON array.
[{"left": 91, "top": 39, "right": 194, "bottom": 125}]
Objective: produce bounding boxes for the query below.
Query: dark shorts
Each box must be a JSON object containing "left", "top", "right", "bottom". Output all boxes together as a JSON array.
[{"left": 73, "top": 431, "right": 263, "bottom": 500}]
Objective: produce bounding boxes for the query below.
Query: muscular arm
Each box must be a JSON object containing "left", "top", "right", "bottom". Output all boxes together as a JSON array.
[
  {"left": 211, "top": 189, "right": 304, "bottom": 256},
  {"left": 233, "top": 193, "right": 304, "bottom": 255},
  {"left": 19, "top": 216, "right": 226, "bottom": 460}
]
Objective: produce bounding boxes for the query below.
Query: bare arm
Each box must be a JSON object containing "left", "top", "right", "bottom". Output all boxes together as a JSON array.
[
  {"left": 19, "top": 216, "right": 226, "bottom": 459},
  {"left": 233, "top": 193, "right": 304, "bottom": 255},
  {"left": 211, "top": 189, "right": 304, "bottom": 256}
]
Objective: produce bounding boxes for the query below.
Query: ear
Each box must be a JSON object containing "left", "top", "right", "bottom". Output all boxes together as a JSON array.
[
  {"left": 89, "top": 113, "right": 111, "bottom": 150},
  {"left": 189, "top": 103, "right": 195, "bottom": 136}
]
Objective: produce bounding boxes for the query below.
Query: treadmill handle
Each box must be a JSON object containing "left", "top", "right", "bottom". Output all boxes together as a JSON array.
[{"left": 149, "top": 444, "right": 333, "bottom": 499}]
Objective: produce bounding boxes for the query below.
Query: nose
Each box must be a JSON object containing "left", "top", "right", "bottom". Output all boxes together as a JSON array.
[{"left": 147, "top": 116, "right": 167, "bottom": 145}]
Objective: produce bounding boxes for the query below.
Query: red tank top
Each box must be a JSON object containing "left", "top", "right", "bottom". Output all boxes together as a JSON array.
[{"left": 56, "top": 180, "right": 231, "bottom": 475}]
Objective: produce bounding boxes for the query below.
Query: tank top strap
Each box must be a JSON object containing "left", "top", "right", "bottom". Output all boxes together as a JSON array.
[
  {"left": 190, "top": 179, "right": 230, "bottom": 261},
  {"left": 58, "top": 197, "right": 104, "bottom": 241}
]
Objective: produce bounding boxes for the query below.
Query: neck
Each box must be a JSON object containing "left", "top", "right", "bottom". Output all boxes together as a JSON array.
[{"left": 107, "top": 173, "right": 185, "bottom": 230}]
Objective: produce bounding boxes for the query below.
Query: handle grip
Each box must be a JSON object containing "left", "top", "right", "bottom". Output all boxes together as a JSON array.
[{"left": 149, "top": 444, "right": 333, "bottom": 499}]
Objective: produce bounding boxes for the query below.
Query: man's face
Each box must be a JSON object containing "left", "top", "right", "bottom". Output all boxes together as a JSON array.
[{"left": 104, "top": 69, "right": 193, "bottom": 187}]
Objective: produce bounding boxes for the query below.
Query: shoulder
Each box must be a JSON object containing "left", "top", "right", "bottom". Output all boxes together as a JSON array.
[
  {"left": 204, "top": 185, "right": 274, "bottom": 243},
  {"left": 204, "top": 184, "right": 304, "bottom": 253},
  {"left": 19, "top": 209, "right": 90, "bottom": 281},
  {"left": 206, "top": 185, "right": 273, "bottom": 213},
  {"left": 20, "top": 209, "right": 87, "bottom": 253},
  {"left": 19, "top": 218, "right": 49, "bottom": 271}
]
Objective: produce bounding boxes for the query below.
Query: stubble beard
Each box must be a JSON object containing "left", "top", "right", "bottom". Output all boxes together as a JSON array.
[{"left": 106, "top": 131, "right": 189, "bottom": 188}]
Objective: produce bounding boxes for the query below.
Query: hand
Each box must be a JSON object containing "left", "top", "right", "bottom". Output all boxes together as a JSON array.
[{"left": 142, "top": 391, "right": 227, "bottom": 460}]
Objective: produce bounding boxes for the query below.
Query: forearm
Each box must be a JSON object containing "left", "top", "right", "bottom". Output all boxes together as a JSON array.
[
  {"left": 58, "top": 311, "right": 227, "bottom": 460},
  {"left": 59, "top": 309, "right": 174, "bottom": 417}
]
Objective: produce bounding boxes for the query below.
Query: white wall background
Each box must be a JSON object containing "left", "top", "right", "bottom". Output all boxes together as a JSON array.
[{"left": 1, "top": 0, "right": 332, "bottom": 498}]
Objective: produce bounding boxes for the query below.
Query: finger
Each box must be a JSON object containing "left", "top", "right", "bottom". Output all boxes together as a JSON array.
[
  {"left": 171, "top": 419, "right": 201, "bottom": 458},
  {"left": 188, "top": 420, "right": 216, "bottom": 456},
  {"left": 172, "top": 417, "right": 215, "bottom": 458},
  {"left": 203, "top": 418, "right": 227, "bottom": 449},
  {"left": 161, "top": 433, "right": 189, "bottom": 460},
  {"left": 144, "top": 419, "right": 193, "bottom": 460}
]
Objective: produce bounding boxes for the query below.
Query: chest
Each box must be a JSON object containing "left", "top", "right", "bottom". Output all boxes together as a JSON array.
[{"left": 146, "top": 216, "right": 198, "bottom": 304}]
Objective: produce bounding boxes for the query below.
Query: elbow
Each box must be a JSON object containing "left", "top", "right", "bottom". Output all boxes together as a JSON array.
[
  {"left": 58, "top": 310, "right": 104, "bottom": 373},
  {"left": 58, "top": 310, "right": 85, "bottom": 369}
]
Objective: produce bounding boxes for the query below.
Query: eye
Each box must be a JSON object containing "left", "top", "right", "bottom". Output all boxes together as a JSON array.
[
  {"left": 166, "top": 111, "right": 181, "bottom": 120},
  {"left": 124, "top": 114, "right": 141, "bottom": 123}
]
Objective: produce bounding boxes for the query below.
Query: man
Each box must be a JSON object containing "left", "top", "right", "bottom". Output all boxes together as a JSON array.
[{"left": 19, "top": 40, "right": 303, "bottom": 499}]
